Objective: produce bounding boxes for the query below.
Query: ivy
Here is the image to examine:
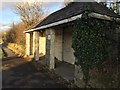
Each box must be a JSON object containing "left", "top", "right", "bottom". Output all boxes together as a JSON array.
[{"left": 72, "top": 13, "right": 117, "bottom": 87}]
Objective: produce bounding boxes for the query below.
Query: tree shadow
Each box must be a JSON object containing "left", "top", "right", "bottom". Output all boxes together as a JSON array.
[
  {"left": 2, "top": 57, "right": 66, "bottom": 88},
  {"left": 2, "top": 56, "right": 20, "bottom": 62}
]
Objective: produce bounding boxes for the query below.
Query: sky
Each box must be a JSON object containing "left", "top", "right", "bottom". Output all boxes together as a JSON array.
[
  {"left": 0, "top": 1, "right": 64, "bottom": 32},
  {"left": 0, "top": 0, "right": 119, "bottom": 32}
]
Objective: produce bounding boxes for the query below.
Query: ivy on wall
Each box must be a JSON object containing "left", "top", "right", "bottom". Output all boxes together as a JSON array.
[{"left": 72, "top": 12, "right": 117, "bottom": 87}]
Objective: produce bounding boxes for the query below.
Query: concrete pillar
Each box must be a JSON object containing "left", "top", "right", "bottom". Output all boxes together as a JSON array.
[
  {"left": 30, "top": 32, "right": 33, "bottom": 55},
  {"left": 45, "top": 29, "right": 55, "bottom": 70},
  {"left": 25, "top": 32, "right": 30, "bottom": 56},
  {"left": 33, "top": 32, "right": 35, "bottom": 55},
  {"left": 33, "top": 31, "right": 39, "bottom": 61}
]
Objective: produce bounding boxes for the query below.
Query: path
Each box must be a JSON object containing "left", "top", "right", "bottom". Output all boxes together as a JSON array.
[{"left": 2, "top": 47, "right": 67, "bottom": 88}]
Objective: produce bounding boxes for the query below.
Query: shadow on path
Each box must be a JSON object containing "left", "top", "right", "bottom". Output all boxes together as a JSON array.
[
  {"left": 2, "top": 56, "right": 20, "bottom": 62},
  {"left": 2, "top": 48, "right": 67, "bottom": 88}
]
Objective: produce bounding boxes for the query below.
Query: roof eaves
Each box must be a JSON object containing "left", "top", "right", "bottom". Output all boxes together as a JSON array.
[
  {"left": 24, "top": 14, "right": 82, "bottom": 33},
  {"left": 25, "top": 12, "right": 120, "bottom": 33},
  {"left": 24, "top": 16, "right": 49, "bottom": 33},
  {"left": 88, "top": 12, "right": 120, "bottom": 22}
]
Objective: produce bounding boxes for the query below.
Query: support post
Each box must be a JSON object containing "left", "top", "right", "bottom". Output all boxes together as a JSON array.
[
  {"left": 33, "top": 32, "right": 35, "bottom": 55},
  {"left": 45, "top": 29, "right": 55, "bottom": 69},
  {"left": 25, "top": 32, "right": 30, "bottom": 56},
  {"left": 33, "top": 31, "right": 39, "bottom": 61}
]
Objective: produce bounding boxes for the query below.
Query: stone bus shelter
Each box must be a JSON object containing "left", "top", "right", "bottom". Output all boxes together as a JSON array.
[{"left": 25, "top": 2, "right": 120, "bottom": 88}]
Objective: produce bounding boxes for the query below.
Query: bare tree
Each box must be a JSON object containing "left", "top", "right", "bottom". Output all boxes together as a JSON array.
[
  {"left": 15, "top": 1, "right": 44, "bottom": 28},
  {"left": 100, "top": 0, "right": 120, "bottom": 15},
  {"left": 64, "top": 0, "right": 71, "bottom": 6}
]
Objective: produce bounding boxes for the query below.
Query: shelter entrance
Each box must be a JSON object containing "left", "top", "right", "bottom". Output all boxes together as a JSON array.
[
  {"left": 54, "top": 26, "right": 75, "bottom": 81},
  {"left": 54, "top": 26, "right": 75, "bottom": 65}
]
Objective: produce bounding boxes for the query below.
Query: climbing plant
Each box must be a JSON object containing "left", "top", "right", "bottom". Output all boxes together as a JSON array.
[{"left": 72, "top": 12, "right": 117, "bottom": 87}]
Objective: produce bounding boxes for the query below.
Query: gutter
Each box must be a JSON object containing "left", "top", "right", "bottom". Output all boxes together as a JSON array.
[{"left": 25, "top": 12, "right": 120, "bottom": 33}]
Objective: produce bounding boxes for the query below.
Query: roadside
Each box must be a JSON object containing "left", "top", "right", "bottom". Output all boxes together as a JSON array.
[
  {"left": 0, "top": 48, "right": 5, "bottom": 59},
  {"left": 2, "top": 46, "right": 15, "bottom": 58},
  {"left": 2, "top": 47, "right": 68, "bottom": 88},
  {"left": 0, "top": 44, "right": 7, "bottom": 59}
]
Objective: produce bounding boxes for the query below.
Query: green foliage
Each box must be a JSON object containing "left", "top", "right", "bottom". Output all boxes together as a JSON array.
[
  {"left": 72, "top": 13, "right": 117, "bottom": 87},
  {"left": 0, "top": 48, "right": 5, "bottom": 58}
]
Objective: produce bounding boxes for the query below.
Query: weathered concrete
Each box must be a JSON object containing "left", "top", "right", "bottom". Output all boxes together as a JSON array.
[
  {"left": 63, "top": 27, "right": 75, "bottom": 64},
  {"left": 33, "top": 32, "right": 35, "bottom": 55},
  {"left": 33, "top": 31, "right": 39, "bottom": 61},
  {"left": 26, "top": 33, "right": 30, "bottom": 56},
  {"left": 54, "top": 28, "right": 63, "bottom": 61},
  {"left": 54, "top": 26, "right": 75, "bottom": 64},
  {"left": 30, "top": 32, "right": 33, "bottom": 55},
  {"left": 45, "top": 29, "right": 55, "bottom": 69},
  {"left": 55, "top": 60, "right": 75, "bottom": 82}
]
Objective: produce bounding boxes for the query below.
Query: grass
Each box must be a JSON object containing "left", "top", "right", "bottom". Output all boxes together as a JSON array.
[{"left": 0, "top": 48, "right": 5, "bottom": 59}]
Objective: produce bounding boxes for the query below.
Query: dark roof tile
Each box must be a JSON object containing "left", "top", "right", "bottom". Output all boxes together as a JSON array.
[{"left": 35, "top": 2, "right": 120, "bottom": 28}]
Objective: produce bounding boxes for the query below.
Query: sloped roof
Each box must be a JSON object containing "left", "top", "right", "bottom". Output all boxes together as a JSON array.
[
  {"left": 35, "top": 2, "right": 120, "bottom": 28},
  {"left": 25, "top": 16, "right": 48, "bottom": 31}
]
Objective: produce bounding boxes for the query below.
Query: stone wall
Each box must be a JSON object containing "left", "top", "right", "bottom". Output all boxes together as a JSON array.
[{"left": 74, "top": 65, "right": 85, "bottom": 88}]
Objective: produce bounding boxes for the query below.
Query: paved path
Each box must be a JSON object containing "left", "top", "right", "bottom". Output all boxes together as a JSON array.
[
  {"left": 2, "top": 47, "right": 66, "bottom": 88},
  {"left": 2, "top": 47, "right": 15, "bottom": 57}
]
